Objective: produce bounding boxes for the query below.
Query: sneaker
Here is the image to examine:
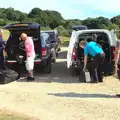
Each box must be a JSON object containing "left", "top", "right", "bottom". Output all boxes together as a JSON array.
[
  {"left": 27, "top": 76, "right": 35, "bottom": 81},
  {"left": 91, "top": 81, "right": 98, "bottom": 83}
]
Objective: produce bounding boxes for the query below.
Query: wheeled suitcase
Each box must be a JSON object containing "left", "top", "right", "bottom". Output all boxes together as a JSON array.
[{"left": 0, "top": 68, "right": 19, "bottom": 84}]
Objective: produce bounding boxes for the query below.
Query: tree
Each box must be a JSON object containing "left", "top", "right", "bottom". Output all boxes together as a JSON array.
[
  {"left": 108, "top": 24, "right": 119, "bottom": 30},
  {"left": 28, "top": 8, "right": 42, "bottom": 18},
  {"left": 64, "top": 19, "right": 81, "bottom": 29}
]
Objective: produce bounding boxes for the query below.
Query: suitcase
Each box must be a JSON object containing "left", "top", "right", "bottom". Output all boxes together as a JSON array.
[
  {"left": 0, "top": 68, "right": 19, "bottom": 84},
  {"left": 79, "top": 69, "right": 91, "bottom": 83}
]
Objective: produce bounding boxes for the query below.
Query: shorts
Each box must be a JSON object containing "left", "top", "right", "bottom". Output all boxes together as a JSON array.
[{"left": 26, "top": 56, "right": 35, "bottom": 71}]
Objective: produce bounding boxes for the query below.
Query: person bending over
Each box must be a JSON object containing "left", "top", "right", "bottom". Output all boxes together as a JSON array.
[{"left": 79, "top": 40, "right": 105, "bottom": 83}]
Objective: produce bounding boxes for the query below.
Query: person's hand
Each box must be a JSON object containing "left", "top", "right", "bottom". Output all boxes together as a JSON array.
[
  {"left": 82, "top": 67, "right": 86, "bottom": 72},
  {"left": 115, "top": 64, "right": 119, "bottom": 72}
]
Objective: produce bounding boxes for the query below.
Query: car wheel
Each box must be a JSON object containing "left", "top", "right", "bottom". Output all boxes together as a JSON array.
[
  {"left": 44, "top": 59, "right": 52, "bottom": 73},
  {"left": 56, "top": 52, "right": 58, "bottom": 57}
]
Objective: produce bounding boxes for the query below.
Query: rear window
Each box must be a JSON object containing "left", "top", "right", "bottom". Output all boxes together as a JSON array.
[
  {"left": 45, "top": 32, "right": 55, "bottom": 41},
  {"left": 78, "top": 32, "right": 109, "bottom": 43},
  {"left": 41, "top": 32, "right": 49, "bottom": 47}
]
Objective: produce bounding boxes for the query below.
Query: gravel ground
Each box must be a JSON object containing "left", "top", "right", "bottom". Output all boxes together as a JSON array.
[{"left": 0, "top": 47, "right": 120, "bottom": 120}]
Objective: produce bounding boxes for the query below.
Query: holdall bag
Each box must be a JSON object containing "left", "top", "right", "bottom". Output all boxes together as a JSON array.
[
  {"left": 0, "top": 68, "right": 19, "bottom": 84},
  {"left": 79, "top": 69, "right": 91, "bottom": 83},
  {"left": 84, "top": 69, "right": 91, "bottom": 83}
]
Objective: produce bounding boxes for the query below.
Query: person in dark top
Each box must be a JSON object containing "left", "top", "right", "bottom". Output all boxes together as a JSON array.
[
  {"left": 0, "top": 29, "right": 5, "bottom": 69},
  {"left": 114, "top": 37, "right": 120, "bottom": 97},
  {"left": 79, "top": 40, "right": 105, "bottom": 83}
]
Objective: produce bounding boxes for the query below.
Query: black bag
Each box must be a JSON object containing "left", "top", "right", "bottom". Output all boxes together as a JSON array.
[
  {"left": 0, "top": 68, "right": 19, "bottom": 84},
  {"left": 79, "top": 71, "right": 86, "bottom": 83}
]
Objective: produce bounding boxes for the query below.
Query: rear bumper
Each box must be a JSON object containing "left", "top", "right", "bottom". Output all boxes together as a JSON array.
[
  {"left": 6, "top": 59, "right": 41, "bottom": 64},
  {"left": 5, "top": 56, "right": 49, "bottom": 68}
]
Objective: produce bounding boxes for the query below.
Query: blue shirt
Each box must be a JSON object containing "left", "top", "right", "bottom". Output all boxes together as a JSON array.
[{"left": 84, "top": 41, "right": 103, "bottom": 57}]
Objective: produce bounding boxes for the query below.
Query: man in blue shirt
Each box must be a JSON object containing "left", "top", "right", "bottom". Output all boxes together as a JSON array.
[
  {"left": 79, "top": 40, "right": 105, "bottom": 83},
  {"left": 0, "top": 29, "right": 5, "bottom": 69}
]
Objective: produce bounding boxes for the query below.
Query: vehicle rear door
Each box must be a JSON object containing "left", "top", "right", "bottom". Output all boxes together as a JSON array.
[{"left": 67, "top": 31, "right": 77, "bottom": 68}]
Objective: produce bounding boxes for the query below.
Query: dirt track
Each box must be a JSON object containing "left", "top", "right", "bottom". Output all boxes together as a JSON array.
[{"left": 0, "top": 47, "right": 120, "bottom": 120}]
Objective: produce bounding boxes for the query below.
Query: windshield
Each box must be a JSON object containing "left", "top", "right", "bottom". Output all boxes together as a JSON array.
[{"left": 45, "top": 32, "right": 55, "bottom": 41}]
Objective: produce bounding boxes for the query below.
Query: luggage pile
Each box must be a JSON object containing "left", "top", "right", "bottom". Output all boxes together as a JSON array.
[{"left": 0, "top": 68, "right": 19, "bottom": 84}]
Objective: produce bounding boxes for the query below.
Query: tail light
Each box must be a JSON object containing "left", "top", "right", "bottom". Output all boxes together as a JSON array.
[
  {"left": 112, "top": 46, "right": 115, "bottom": 59},
  {"left": 72, "top": 47, "right": 76, "bottom": 59},
  {"left": 42, "top": 48, "right": 47, "bottom": 56},
  {"left": 8, "top": 62, "right": 14, "bottom": 64},
  {"left": 35, "top": 61, "right": 41, "bottom": 64}
]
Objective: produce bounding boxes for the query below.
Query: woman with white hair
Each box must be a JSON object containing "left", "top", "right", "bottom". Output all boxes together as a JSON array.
[{"left": 0, "top": 29, "right": 5, "bottom": 69}]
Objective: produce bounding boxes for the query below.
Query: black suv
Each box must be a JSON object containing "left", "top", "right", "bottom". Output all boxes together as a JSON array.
[
  {"left": 3, "top": 22, "right": 52, "bottom": 73},
  {"left": 43, "top": 30, "right": 61, "bottom": 56},
  {"left": 41, "top": 31, "right": 56, "bottom": 63}
]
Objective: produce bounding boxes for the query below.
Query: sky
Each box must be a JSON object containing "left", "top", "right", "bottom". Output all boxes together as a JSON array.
[{"left": 0, "top": 0, "right": 120, "bottom": 20}]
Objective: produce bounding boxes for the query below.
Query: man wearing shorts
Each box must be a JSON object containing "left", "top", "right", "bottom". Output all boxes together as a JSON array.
[{"left": 21, "top": 33, "right": 35, "bottom": 81}]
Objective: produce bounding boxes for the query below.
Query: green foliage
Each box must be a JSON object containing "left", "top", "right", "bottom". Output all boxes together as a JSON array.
[
  {"left": 63, "top": 19, "right": 81, "bottom": 29},
  {"left": 108, "top": 24, "right": 119, "bottom": 30},
  {"left": 55, "top": 25, "right": 70, "bottom": 37},
  {"left": 41, "top": 27, "right": 52, "bottom": 30},
  {"left": 0, "top": 7, "right": 120, "bottom": 37}
]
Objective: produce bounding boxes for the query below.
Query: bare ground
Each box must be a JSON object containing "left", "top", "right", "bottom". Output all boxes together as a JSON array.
[{"left": 0, "top": 47, "right": 120, "bottom": 120}]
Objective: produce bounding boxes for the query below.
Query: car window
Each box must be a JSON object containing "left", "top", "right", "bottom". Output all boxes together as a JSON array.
[
  {"left": 78, "top": 32, "right": 109, "bottom": 43},
  {"left": 45, "top": 32, "right": 55, "bottom": 41},
  {"left": 40, "top": 32, "right": 49, "bottom": 47}
]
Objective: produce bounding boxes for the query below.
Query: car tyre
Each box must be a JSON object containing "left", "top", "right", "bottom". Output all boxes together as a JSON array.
[{"left": 44, "top": 59, "right": 52, "bottom": 73}]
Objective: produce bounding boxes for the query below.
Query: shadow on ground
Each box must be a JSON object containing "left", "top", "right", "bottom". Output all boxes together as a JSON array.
[
  {"left": 17, "top": 50, "right": 81, "bottom": 83},
  {"left": 48, "top": 92, "right": 118, "bottom": 98}
]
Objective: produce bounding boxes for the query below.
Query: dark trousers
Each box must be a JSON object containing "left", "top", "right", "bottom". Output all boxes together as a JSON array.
[
  {"left": 117, "top": 64, "right": 120, "bottom": 80},
  {"left": 0, "top": 50, "right": 4, "bottom": 69},
  {"left": 89, "top": 53, "right": 105, "bottom": 82}
]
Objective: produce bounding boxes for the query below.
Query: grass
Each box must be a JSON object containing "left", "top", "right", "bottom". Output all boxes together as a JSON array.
[
  {"left": 2, "top": 30, "right": 10, "bottom": 41},
  {"left": 60, "top": 36, "right": 70, "bottom": 46},
  {"left": 0, "top": 114, "right": 28, "bottom": 120},
  {"left": 0, "top": 109, "right": 39, "bottom": 120}
]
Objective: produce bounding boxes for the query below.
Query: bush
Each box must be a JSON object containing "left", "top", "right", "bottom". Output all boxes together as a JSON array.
[
  {"left": 41, "top": 27, "right": 52, "bottom": 30},
  {"left": 55, "top": 25, "right": 70, "bottom": 37}
]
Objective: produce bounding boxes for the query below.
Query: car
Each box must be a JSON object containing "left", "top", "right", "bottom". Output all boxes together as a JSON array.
[
  {"left": 72, "top": 25, "right": 88, "bottom": 31},
  {"left": 41, "top": 31, "right": 56, "bottom": 63},
  {"left": 3, "top": 22, "right": 52, "bottom": 73},
  {"left": 43, "top": 30, "right": 61, "bottom": 57},
  {"left": 67, "top": 29, "right": 117, "bottom": 75}
]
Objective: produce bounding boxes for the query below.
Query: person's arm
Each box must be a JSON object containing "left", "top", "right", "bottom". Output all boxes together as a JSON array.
[
  {"left": 115, "top": 41, "right": 120, "bottom": 65},
  {"left": 115, "top": 48, "right": 119, "bottom": 65},
  {"left": 116, "top": 50, "right": 119, "bottom": 64},
  {"left": 83, "top": 56, "right": 88, "bottom": 71},
  {"left": 83, "top": 46, "right": 88, "bottom": 71}
]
